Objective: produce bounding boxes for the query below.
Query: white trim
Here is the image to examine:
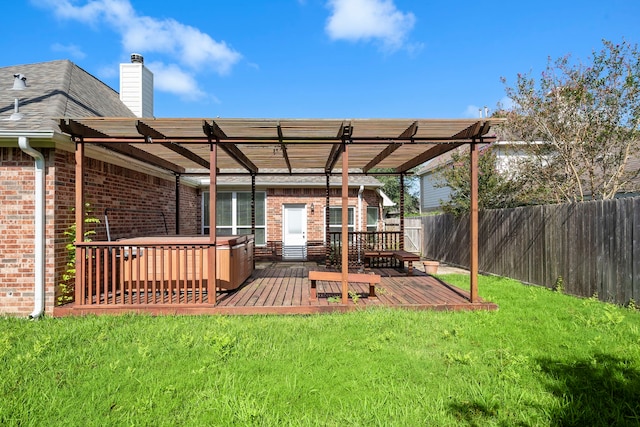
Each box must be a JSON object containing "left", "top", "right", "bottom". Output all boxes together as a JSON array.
[{"left": 377, "top": 189, "right": 396, "bottom": 207}]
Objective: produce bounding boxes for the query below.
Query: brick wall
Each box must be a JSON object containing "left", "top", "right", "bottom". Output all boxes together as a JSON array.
[
  {"left": 0, "top": 146, "right": 198, "bottom": 316},
  {"left": 0, "top": 148, "right": 55, "bottom": 315},
  {"left": 261, "top": 187, "right": 381, "bottom": 261}
]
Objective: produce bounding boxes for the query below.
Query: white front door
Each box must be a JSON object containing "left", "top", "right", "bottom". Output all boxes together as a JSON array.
[{"left": 283, "top": 204, "right": 307, "bottom": 260}]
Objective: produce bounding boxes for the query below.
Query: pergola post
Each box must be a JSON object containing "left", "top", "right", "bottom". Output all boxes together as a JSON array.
[
  {"left": 251, "top": 173, "right": 256, "bottom": 269},
  {"left": 341, "top": 141, "right": 349, "bottom": 304},
  {"left": 469, "top": 139, "right": 479, "bottom": 303},
  {"left": 325, "top": 174, "right": 331, "bottom": 268},
  {"left": 74, "top": 138, "right": 85, "bottom": 305},
  {"left": 399, "top": 173, "right": 405, "bottom": 251},
  {"left": 208, "top": 142, "right": 217, "bottom": 304},
  {"left": 175, "top": 175, "right": 180, "bottom": 234}
]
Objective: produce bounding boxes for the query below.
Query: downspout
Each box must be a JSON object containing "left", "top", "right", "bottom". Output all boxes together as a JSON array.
[
  {"left": 357, "top": 185, "right": 364, "bottom": 232},
  {"left": 18, "top": 136, "right": 45, "bottom": 319}
]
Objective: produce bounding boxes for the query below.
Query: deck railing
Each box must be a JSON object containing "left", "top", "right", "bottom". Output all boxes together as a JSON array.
[
  {"left": 75, "top": 241, "right": 216, "bottom": 306},
  {"left": 328, "top": 231, "right": 402, "bottom": 267}
]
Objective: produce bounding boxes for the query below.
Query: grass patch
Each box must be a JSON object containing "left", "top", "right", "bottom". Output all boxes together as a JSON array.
[{"left": 1, "top": 275, "right": 640, "bottom": 426}]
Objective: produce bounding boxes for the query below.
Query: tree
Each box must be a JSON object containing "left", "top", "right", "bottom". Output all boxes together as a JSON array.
[
  {"left": 373, "top": 169, "right": 420, "bottom": 215},
  {"left": 500, "top": 39, "right": 640, "bottom": 202},
  {"left": 434, "top": 146, "right": 522, "bottom": 216}
]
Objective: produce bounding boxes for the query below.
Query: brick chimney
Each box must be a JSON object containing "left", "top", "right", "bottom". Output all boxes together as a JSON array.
[{"left": 119, "top": 53, "right": 154, "bottom": 118}]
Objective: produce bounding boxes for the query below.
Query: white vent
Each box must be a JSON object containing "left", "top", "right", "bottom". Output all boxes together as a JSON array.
[
  {"left": 119, "top": 55, "right": 153, "bottom": 118},
  {"left": 12, "top": 74, "right": 27, "bottom": 90}
]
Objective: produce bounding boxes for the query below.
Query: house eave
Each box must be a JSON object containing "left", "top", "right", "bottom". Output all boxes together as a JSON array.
[{"left": 0, "top": 130, "right": 63, "bottom": 147}]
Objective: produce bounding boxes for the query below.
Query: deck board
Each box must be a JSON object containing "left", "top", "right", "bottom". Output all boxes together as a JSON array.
[{"left": 54, "top": 263, "right": 497, "bottom": 316}]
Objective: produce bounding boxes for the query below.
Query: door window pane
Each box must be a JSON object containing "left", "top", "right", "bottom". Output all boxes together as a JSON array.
[{"left": 287, "top": 209, "right": 303, "bottom": 234}]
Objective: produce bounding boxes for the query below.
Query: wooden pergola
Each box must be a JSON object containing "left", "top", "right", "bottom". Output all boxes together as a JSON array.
[{"left": 61, "top": 117, "right": 503, "bottom": 305}]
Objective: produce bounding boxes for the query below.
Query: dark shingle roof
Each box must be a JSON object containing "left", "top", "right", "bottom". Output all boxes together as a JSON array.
[{"left": 0, "top": 59, "right": 134, "bottom": 134}]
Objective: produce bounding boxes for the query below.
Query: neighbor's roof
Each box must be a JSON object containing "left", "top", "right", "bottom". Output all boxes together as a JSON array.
[
  {"left": 209, "top": 169, "right": 384, "bottom": 188},
  {"left": 0, "top": 60, "right": 134, "bottom": 135},
  {"left": 60, "top": 117, "right": 503, "bottom": 176}
]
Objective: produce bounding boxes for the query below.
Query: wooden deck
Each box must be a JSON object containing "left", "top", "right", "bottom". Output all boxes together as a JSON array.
[{"left": 54, "top": 262, "right": 497, "bottom": 316}]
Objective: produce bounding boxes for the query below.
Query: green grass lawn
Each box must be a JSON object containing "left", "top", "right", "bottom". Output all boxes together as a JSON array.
[{"left": 1, "top": 275, "right": 639, "bottom": 426}]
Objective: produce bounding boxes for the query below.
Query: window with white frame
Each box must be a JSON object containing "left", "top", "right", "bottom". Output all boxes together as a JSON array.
[
  {"left": 202, "top": 191, "right": 266, "bottom": 245},
  {"left": 328, "top": 206, "right": 355, "bottom": 233},
  {"left": 366, "top": 206, "right": 379, "bottom": 232}
]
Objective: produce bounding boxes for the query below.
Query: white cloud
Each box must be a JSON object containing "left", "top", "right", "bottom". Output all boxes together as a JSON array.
[
  {"left": 146, "top": 62, "right": 205, "bottom": 101},
  {"left": 51, "top": 42, "right": 86, "bottom": 59},
  {"left": 325, "top": 0, "right": 416, "bottom": 51},
  {"left": 497, "top": 96, "right": 515, "bottom": 112},
  {"left": 464, "top": 105, "right": 487, "bottom": 119},
  {"left": 35, "top": 0, "right": 242, "bottom": 97}
]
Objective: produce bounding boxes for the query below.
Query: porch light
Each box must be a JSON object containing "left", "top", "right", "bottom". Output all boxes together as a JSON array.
[{"left": 310, "top": 203, "right": 315, "bottom": 214}]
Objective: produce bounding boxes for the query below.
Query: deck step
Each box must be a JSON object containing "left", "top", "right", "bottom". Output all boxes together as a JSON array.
[{"left": 282, "top": 245, "right": 307, "bottom": 260}]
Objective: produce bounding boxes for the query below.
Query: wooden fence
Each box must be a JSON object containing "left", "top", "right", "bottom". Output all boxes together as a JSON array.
[{"left": 422, "top": 197, "right": 640, "bottom": 305}]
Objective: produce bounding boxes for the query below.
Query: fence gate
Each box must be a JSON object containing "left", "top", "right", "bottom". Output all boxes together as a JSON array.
[{"left": 384, "top": 217, "right": 422, "bottom": 254}]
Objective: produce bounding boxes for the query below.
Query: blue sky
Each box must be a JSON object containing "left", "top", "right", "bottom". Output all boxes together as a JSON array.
[{"left": 3, "top": 0, "right": 640, "bottom": 119}]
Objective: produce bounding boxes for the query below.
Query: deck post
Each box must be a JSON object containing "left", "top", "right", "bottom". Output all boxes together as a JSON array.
[
  {"left": 208, "top": 142, "right": 217, "bottom": 304},
  {"left": 325, "top": 174, "right": 331, "bottom": 268},
  {"left": 399, "top": 173, "right": 405, "bottom": 251},
  {"left": 74, "top": 138, "right": 85, "bottom": 305},
  {"left": 470, "top": 138, "right": 479, "bottom": 303},
  {"left": 251, "top": 173, "right": 256, "bottom": 237},
  {"left": 341, "top": 141, "right": 349, "bottom": 304},
  {"left": 175, "top": 175, "right": 180, "bottom": 234}
]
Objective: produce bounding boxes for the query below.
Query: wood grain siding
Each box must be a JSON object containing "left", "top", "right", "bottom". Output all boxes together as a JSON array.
[{"left": 422, "top": 197, "right": 640, "bottom": 306}]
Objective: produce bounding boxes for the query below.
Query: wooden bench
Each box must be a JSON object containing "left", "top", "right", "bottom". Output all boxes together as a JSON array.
[
  {"left": 363, "top": 251, "right": 394, "bottom": 268},
  {"left": 364, "top": 250, "right": 421, "bottom": 275},
  {"left": 392, "top": 250, "right": 421, "bottom": 276},
  {"left": 308, "top": 270, "right": 381, "bottom": 301}
]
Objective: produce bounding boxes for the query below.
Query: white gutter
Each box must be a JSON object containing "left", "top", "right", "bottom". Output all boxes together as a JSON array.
[
  {"left": 357, "top": 185, "right": 364, "bottom": 232},
  {"left": 357, "top": 185, "right": 364, "bottom": 266},
  {"left": 18, "top": 136, "right": 46, "bottom": 319}
]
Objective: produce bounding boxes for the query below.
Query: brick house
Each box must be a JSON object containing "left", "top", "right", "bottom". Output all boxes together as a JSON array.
[{"left": 0, "top": 58, "right": 390, "bottom": 317}]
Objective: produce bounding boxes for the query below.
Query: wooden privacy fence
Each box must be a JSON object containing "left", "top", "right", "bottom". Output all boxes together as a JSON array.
[{"left": 422, "top": 197, "right": 640, "bottom": 305}]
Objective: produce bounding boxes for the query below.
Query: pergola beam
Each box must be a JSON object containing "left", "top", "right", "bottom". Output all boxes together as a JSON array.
[
  {"left": 60, "top": 118, "right": 109, "bottom": 138},
  {"left": 218, "top": 143, "right": 259, "bottom": 174},
  {"left": 396, "top": 142, "right": 464, "bottom": 172},
  {"left": 363, "top": 142, "right": 402, "bottom": 173},
  {"left": 277, "top": 122, "right": 292, "bottom": 173},
  {"left": 325, "top": 124, "right": 352, "bottom": 173},
  {"left": 203, "top": 120, "right": 227, "bottom": 140},
  {"left": 363, "top": 122, "right": 417, "bottom": 172},
  {"left": 136, "top": 120, "right": 211, "bottom": 169},
  {"left": 203, "top": 120, "right": 258, "bottom": 174},
  {"left": 105, "top": 143, "right": 186, "bottom": 174}
]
